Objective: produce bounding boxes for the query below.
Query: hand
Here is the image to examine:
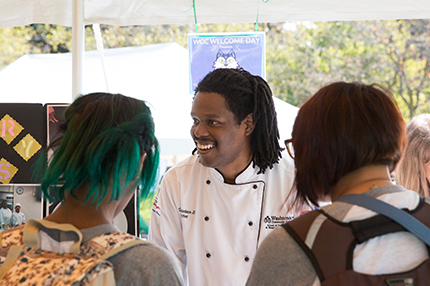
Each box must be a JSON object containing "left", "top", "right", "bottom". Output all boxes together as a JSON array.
[{"left": 49, "top": 106, "right": 58, "bottom": 123}]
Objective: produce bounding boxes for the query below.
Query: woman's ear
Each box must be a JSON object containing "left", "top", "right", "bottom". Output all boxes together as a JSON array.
[{"left": 243, "top": 113, "right": 256, "bottom": 136}]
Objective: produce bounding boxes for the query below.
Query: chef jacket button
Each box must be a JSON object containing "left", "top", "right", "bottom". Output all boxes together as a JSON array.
[
  {"left": 244, "top": 256, "right": 250, "bottom": 262},
  {"left": 206, "top": 180, "right": 211, "bottom": 185},
  {"left": 253, "top": 184, "right": 258, "bottom": 189},
  {"left": 206, "top": 253, "right": 211, "bottom": 258},
  {"left": 204, "top": 216, "right": 209, "bottom": 221},
  {"left": 248, "top": 221, "right": 253, "bottom": 226}
]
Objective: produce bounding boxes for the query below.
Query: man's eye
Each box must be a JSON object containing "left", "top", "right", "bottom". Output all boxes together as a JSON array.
[
  {"left": 209, "top": 120, "right": 219, "bottom": 125},
  {"left": 192, "top": 118, "right": 199, "bottom": 124}
]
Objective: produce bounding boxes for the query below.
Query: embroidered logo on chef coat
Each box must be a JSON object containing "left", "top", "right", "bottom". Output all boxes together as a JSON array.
[
  {"left": 152, "top": 197, "right": 161, "bottom": 216},
  {"left": 178, "top": 207, "right": 195, "bottom": 219},
  {"left": 264, "top": 215, "right": 295, "bottom": 229}
]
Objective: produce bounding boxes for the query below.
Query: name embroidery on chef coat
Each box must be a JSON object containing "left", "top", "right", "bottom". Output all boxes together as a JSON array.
[
  {"left": 178, "top": 207, "right": 196, "bottom": 219},
  {"left": 264, "top": 215, "right": 295, "bottom": 229}
]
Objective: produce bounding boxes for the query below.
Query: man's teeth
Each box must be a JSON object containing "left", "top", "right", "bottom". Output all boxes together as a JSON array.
[{"left": 197, "top": 143, "right": 214, "bottom": 150}]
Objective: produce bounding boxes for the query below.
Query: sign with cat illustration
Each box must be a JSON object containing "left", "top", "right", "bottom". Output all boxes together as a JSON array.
[
  {"left": 188, "top": 32, "right": 265, "bottom": 93},
  {"left": 212, "top": 49, "right": 240, "bottom": 69}
]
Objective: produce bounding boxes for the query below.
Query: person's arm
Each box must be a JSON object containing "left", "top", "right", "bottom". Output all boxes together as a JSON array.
[
  {"left": 110, "top": 243, "right": 185, "bottom": 286},
  {"left": 21, "top": 213, "right": 25, "bottom": 225},
  {"left": 148, "top": 172, "right": 187, "bottom": 279}
]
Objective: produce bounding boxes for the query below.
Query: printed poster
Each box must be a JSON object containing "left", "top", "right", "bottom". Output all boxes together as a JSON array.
[{"left": 188, "top": 32, "right": 266, "bottom": 93}]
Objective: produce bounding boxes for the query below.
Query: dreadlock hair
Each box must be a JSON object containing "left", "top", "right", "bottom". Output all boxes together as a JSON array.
[
  {"left": 35, "top": 92, "right": 159, "bottom": 206},
  {"left": 194, "top": 68, "right": 282, "bottom": 174}
]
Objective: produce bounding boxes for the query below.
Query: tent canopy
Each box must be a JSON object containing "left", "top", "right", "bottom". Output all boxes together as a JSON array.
[
  {"left": 0, "top": 43, "right": 298, "bottom": 157},
  {"left": 1, "top": 0, "right": 430, "bottom": 28}
]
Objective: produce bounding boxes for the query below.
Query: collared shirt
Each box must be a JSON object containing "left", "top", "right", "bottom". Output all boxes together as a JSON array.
[{"left": 12, "top": 211, "right": 25, "bottom": 227}]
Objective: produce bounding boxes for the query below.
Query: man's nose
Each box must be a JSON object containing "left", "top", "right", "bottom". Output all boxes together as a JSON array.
[{"left": 193, "top": 122, "right": 209, "bottom": 138}]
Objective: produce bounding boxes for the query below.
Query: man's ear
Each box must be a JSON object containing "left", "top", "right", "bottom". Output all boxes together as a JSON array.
[{"left": 243, "top": 113, "right": 256, "bottom": 136}]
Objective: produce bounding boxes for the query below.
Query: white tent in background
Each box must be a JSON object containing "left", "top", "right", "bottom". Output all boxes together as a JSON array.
[
  {"left": 2, "top": 0, "right": 428, "bottom": 101},
  {"left": 1, "top": 0, "right": 429, "bottom": 28},
  {"left": 0, "top": 42, "right": 298, "bottom": 160}
]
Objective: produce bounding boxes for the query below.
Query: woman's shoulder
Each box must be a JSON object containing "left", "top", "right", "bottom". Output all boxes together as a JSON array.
[
  {"left": 109, "top": 242, "right": 184, "bottom": 286},
  {"left": 247, "top": 226, "right": 317, "bottom": 286}
]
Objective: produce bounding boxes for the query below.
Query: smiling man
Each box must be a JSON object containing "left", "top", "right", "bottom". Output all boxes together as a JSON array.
[{"left": 149, "top": 68, "right": 299, "bottom": 286}]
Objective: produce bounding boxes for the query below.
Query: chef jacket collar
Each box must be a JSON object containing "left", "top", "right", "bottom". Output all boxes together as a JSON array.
[{"left": 211, "top": 160, "right": 259, "bottom": 184}]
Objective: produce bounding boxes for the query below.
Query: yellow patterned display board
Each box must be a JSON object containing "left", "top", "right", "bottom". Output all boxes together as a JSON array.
[
  {"left": 0, "top": 114, "right": 24, "bottom": 145},
  {"left": 13, "top": 134, "right": 42, "bottom": 162},
  {"left": 0, "top": 158, "right": 18, "bottom": 184},
  {"left": 0, "top": 110, "right": 44, "bottom": 184}
]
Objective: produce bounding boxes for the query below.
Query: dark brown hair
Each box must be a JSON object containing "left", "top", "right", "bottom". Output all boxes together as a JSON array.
[{"left": 291, "top": 81, "right": 405, "bottom": 208}]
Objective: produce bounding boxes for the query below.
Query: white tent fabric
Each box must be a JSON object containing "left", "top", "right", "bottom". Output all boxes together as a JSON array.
[
  {"left": 1, "top": 0, "right": 430, "bottom": 28},
  {"left": 0, "top": 43, "right": 298, "bottom": 157}
]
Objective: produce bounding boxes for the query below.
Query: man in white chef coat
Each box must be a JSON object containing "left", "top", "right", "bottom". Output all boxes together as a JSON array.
[
  {"left": 0, "top": 200, "right": 12, "bottom": 230},
  {"left": 149, "top": 68, "right": 300, "bottom": 286},
  {"left": 12, "top": 203, "right": 25, "bottom": 227}
]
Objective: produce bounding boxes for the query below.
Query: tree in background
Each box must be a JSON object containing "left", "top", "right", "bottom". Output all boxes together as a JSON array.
[
  {"left": 264, "top": 21, "right": 384, "bottom": 107},
  {"left": 263, "top": 20, "right": 430, "bottom": 119},
  {"left": 1, "top": 20, "right": 429, "bottom": 118},
  {"left": 353, "top": 20, "right": 430, "bottom": 118}
]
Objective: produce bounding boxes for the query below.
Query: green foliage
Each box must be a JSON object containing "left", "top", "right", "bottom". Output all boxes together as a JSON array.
[
  {"left": 1, "top": 20, "right": 430, "bottom": 119},
  {"left": 0, "top": 27, "right": 31, "bottom": 68}
]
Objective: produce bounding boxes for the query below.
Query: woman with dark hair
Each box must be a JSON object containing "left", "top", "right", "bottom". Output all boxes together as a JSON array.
[
  {"left": 246, "top": 82, "right": 430, "bottom": 285},
  {"left": 0, "top": 93, "right": 183, "bottom": 285}
]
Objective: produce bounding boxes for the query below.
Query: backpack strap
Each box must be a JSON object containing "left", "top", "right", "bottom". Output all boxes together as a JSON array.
[
  {"left": 85, "top": 231, "right": 149, "bottom": 260},
  {"left": 282, "top": 210, "right": 328, "bottom": 282},
  {"left": 0, "top": 225, "right": 25, "bottom": 279},
  {"left": 338, "top": 194, "right": 430, "bottom": 246},
  {"left": 0, "top": 245, "right": 24, "bottom": 280},
  {"left": 0, "top": 222, "right": 149, "bottom": 285},
  {"left": 79, "top": 232, "right": 149, "bottom": 285},
  {"left": 23, "top": 219, "right": 83, "bottom": 252},
  {"left": 349, "top": 197, "right": 430, "bottom": 243},
  {"left": 284, "top": 198, "right": 430, "bottom": 284},
  {"left": 347, "top": 198, "right": 430, "bottom": 262},
  {"left": 283, "top": 209, "right": 373, "bottom": 283},
  {"left": 306, "top": 210, "right": 357, "bottom": 278},
  {"left": 284, "top": 209, "right": 359, "bottom": 281}
]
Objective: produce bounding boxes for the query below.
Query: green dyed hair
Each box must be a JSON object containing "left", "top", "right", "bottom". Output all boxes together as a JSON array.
[{"left": 37, "top": 93, "right": 159, "bottom": 206}]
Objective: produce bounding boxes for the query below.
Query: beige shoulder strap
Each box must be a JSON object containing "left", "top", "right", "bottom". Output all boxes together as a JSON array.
[
  {"left": 86, "top": 233, "right": 149, "bottom": 286},
  {"left": 0, "top": 245, "right": 24, "bottom": 280},
  {"left": 23, "top": 219, "right": 82, "bottom": 253},
  {"left": 100, "top": 238, "right": 149, "bottom": 260}
]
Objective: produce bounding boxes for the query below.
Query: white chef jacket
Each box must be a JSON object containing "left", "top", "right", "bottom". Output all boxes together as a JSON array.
[
  {"left": 12, "top": 211, "right": 25, "bottom": 226},
  {"left": 149, "top": 152, "right": 297, "bottom": 286},
  {"left": 0, "top": 208, "right": 12, "bottom": 229}
]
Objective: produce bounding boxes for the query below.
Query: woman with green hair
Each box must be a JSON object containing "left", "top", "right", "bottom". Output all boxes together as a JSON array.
[{"left": 1, "top": 93, "right": 184, "bottom": 285}]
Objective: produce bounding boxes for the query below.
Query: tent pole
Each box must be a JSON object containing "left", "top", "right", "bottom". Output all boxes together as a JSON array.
[{"left": 72, "top": 0, "right": 84, "bottom": 101}]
